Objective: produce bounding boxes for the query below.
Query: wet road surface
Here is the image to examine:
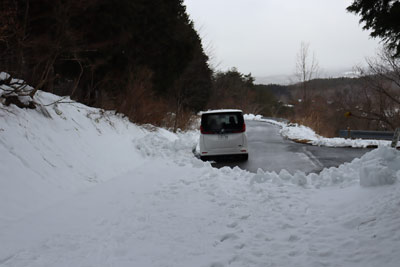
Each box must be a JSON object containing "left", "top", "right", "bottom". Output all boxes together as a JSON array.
[{"left": 212, "top": 120, "right": 373, "bottom": 174}]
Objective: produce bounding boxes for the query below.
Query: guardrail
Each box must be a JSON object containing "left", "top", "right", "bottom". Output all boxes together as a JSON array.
[
  {"left": 339, "top": 128, "right": 400, "bottom": 148},
  {"left": 338, "top": 130, "right": 394, "bottom": 140}
]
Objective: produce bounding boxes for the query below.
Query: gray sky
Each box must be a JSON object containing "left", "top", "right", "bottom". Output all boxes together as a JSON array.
[{"left": 184, "top": 0, "right": 380, "bottom": 79}]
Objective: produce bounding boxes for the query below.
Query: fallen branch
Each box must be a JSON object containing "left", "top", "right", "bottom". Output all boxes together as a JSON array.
[{"left": 42, "top": 96, "right": 75, "bottom": 106}]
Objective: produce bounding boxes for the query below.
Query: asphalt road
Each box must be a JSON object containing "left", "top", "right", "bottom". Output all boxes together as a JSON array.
[{"left": 212, "top": 120, "right": 373, "bottom": 174}]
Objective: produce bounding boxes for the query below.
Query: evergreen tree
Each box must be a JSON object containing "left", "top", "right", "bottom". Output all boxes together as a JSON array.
[
  {"left": 347, "top": 0, "right": 400, "bottom": 56},
  {"left": 1, "top": 0, "right": 212, "bottom": 123}
]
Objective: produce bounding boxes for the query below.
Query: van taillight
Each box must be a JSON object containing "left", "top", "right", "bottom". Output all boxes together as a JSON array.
[
  {"left": 232, "top": 123, "right": 246, "bottom": 133},
  {"left": 200, "top": 125, "right": 213, "bottom": 134}
]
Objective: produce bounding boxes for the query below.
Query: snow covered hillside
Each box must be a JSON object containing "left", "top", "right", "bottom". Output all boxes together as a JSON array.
[{"left": 1, "top": 83, "right": 400, "bottom": 266}]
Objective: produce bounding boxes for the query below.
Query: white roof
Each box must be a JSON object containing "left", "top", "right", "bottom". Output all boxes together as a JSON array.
[{"left": 199, "top": 109, "right": 243, "bottom": 115}]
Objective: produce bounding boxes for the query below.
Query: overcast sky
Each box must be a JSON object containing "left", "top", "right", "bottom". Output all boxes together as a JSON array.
[{"left": 184, "top": 0, "right": 380, "bottom": 79}]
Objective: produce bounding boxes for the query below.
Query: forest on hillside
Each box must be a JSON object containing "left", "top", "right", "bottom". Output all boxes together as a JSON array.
[
  {"left": 1, "top": 0, "right": 399, "bottom": 137},
  {"left": 0, "top": 0, "right": 282, "bottom": 131},
  {"left": 0, "top": 0, "right": 213, "bottom": 130}
]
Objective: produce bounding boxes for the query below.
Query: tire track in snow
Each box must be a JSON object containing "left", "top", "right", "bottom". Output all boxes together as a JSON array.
[{"left": 301, "top": 146, "right": 325, "bottom": 172}]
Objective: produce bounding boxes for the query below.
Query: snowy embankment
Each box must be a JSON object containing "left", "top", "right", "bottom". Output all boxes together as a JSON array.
[
  {"left": 1, "top": 75, "right": 400, "bottom": 266},
  {"left": 244, "top": 114, "right": 393, "bottom": 148}
]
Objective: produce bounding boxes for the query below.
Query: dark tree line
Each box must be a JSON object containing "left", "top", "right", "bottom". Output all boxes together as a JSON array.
[
  {"left": 206, "top": 68, "right": 284, "bottom": 117},
  {"left": 0, "top": 0, "right": 212, "bottom": 127}
]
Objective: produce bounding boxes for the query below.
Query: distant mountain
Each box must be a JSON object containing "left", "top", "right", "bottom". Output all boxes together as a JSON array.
[
  {"left": 255, "top": 69, "right": 361, "bottom": 85},
  {"left": 254, "top": 74, "right": 364, "bottom": 104},
  {"left": 255, "top": 75, "right": 295, "bottom": 85},
  {"left": 320, "top": 69, "right": 361, "bottom": 79}
]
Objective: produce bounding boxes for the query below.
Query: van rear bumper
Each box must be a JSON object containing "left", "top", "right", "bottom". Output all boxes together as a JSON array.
[{"left": 200, "top": 151, "right": 248, "bottom": 162}]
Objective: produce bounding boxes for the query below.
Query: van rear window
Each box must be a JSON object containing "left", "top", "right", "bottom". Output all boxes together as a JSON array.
[{"left": 201, "top": 112, "right": 244, "bottom": 133}]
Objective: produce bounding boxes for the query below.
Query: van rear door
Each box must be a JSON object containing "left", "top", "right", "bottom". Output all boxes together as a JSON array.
[{"left": 201, "top": 112, "right": 245, "bottom": 150}]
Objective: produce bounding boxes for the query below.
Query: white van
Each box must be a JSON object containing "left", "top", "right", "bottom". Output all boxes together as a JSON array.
[{"left": 199, "top": 109, "right": 248, "bottom": 161}]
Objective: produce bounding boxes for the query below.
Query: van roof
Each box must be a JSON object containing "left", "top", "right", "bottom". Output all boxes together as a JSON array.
[{"left": 200, "top": 109, "right": 243, "bottom": 115}]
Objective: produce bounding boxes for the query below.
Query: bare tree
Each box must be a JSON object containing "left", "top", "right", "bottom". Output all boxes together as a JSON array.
[
  {"left": 349, "top": 46, "right": 400, "bottom": 130},
  {"left": 295, "top": 42, "right": 319, "bottom": 102}
]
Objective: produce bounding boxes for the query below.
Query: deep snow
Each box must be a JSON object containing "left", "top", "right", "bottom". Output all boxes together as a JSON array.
[{"left": 1, "top": 79, "right": 400, "bottom": 266}]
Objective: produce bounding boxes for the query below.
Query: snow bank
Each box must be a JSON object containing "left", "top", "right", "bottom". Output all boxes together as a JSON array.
[
  {"left": 0, "top": 90, "right": 150, "bottom": 223},
  {"left": 358, "top": 148, "right": 399, "bottom": 187},
  {"left": 0, "top": 76, "right": 207, "bottom": 225},
  {"left": 247, "top": 146, "right": 400, "bottom": 188},
  {"left": 243, "top": 114, "right": 262, "bottom": 121},
  {"left": 318, "top": 146, "right": 400, "bottom": 187},
  {"left": 244, "top": 114, "right": 393, "bottom": 148}
]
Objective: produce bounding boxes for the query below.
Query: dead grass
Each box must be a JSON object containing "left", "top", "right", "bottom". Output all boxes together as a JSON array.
[
  {"left": 114, "top": 68, "right": 169, "bottom": 126},
  {"left": 97, "top": 68, "right": 198, "bottom": 131},
  {"left": 290, "top": 97, "right": 343, "bottom": 138},
  {"left": 162, "top": 110, "right": 199, "bottom": 132}
]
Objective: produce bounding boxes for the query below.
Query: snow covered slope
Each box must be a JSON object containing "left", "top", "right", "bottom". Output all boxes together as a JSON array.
[{"left": 1, "top": 84, "right": 400, "bottom": 266}]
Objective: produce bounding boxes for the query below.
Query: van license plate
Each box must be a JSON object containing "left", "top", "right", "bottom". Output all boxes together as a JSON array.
[{"left": 218, "top": 135, "right": 228, "bottom": 139}]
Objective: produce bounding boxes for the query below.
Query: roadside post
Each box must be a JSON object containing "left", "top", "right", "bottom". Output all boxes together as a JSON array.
[
  {"left": 391, "top": 128, "right": 400, "bottom": 148},
  {"left": 344, "top": 112, "right": 352, "bottom": 138}
]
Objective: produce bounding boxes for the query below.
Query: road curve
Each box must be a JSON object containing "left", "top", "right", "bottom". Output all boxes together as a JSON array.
[{"left": 212, "top": 120, "right": 372, "bottom": 174}]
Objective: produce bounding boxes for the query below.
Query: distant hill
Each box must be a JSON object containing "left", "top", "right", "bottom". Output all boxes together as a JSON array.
[
  {"left": 255, "top": 75, "right": 295, "bottom": 85},
  {"left": 254, "top": 75, "right": 364, "bottom": 103},
  {"left": 255, "top": 69, "right": 360, "bottom": 86}
]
